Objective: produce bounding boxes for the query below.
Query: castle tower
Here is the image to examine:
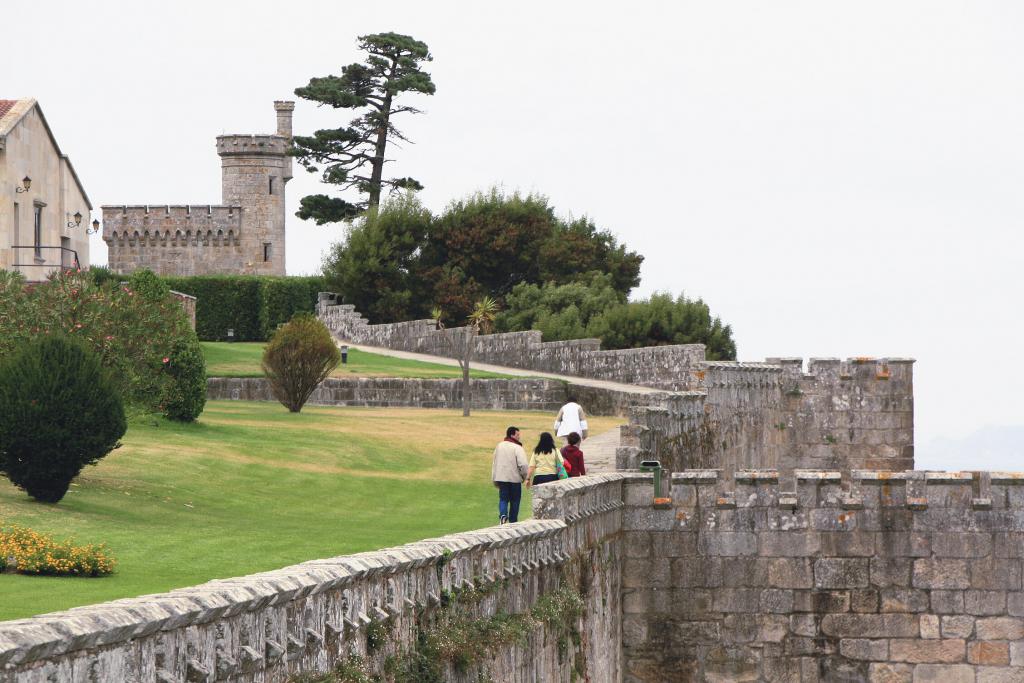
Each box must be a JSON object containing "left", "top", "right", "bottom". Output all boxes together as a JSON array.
[{"left": 215, "top": 101, "right": 293, "bottom": 275}]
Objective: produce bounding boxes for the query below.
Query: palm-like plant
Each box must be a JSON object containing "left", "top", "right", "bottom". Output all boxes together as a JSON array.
[{"left": 457, "top": 296, "right": 499, "bottom": 417}]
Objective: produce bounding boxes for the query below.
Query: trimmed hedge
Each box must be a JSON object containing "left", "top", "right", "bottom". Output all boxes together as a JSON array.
[{"left": 161, "top": 276, "right": 326, "bottom": 342}]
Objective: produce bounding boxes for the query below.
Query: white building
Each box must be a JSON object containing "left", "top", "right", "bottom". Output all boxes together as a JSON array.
[{"left": 0, "top": 98, "right": 92, "bottom": 279}]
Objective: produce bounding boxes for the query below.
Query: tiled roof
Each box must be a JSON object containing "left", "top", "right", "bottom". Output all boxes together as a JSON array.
[{"left": 0, "top": 100, "right": 18, "bottom": 119}]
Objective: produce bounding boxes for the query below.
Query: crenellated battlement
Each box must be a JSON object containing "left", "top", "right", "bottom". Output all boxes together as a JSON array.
[
  {"left": 101, "top": 204, "right": 243, "bottom": 247},
  {"left": 626, "top": 468, "right": 1021, "bottom": 513},
  {"left": 215, "top": 133, "right": 290, "bottom": 156},
  {"left": 767, "top": 355, "right": 916, "bottom": 383}
]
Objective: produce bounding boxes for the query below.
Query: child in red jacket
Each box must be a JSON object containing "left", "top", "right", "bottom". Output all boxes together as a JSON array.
[{"left": 560, "top": 432, "right": 586, "bottom": 477}]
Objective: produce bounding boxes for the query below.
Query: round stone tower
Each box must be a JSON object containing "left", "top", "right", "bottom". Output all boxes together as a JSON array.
[{"left": 215, "top": 101, "right": 294, "bottom": 275}]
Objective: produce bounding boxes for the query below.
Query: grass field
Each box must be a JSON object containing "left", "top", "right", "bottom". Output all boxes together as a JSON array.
[
  {"left": 202, "top": 342, "right": 517, "bottom": 379},
  {"left": 0, "top": 401, "right": 621, "bottom": 621}
]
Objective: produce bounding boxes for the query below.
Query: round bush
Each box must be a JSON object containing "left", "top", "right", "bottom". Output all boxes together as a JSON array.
[
  {"left": 262, "top": 313, "right": 341, "bottom": 412},
  {"left": 0, "top": 335, "right": 126, "bottom": 503},
  {"left": 161, "top": 337, "right": 207, "bottom": 421}
]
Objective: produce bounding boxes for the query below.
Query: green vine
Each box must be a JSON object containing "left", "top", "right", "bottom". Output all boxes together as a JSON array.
[
  {"left": 290, "top": 585, "right": 585, "bottom": 683},
  {"left": 366, "top": 619, "right": 392, "bottom": 653}
]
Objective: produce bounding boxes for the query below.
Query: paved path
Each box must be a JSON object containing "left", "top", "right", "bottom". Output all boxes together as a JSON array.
[
  {"left": 581, "top": 427, "right": 621, "bottom": 474},
  {"left": 342, "top": 342, "right": 664, "bottom": 395}
]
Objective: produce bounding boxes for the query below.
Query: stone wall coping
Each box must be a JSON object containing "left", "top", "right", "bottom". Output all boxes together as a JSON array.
[
  {"left": 673, "top": 470, "right": 720, "bottom": 483},
  {"left": 703, "top": 361, "right": 783, "bottom": 371},
  {"left": 530, "top": 472, "right": 633, "bottom": 502},
  {"left": 0, "top": 518, "right": 567, "bottom": 667},
  {"left": 794, "top": 470, "right": 843, "bottom": 481},
  {"left": 991, "top": 472, "right": 1024, "bottom": 484}
]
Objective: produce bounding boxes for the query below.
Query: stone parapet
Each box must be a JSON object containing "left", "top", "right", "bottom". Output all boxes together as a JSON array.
[
  {"left": 215, "top": 134, "right": 290, "bottom": 157},
  {"left": 620, "top": 468, "right": 1024, "bottom": 681},
  {"left": 207, "top": 377, "right": 670, "bottom": 417}
]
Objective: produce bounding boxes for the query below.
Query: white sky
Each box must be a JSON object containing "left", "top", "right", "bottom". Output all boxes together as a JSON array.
[{"left": 5, "top": 1, "right": 1023, "bottom": 463}]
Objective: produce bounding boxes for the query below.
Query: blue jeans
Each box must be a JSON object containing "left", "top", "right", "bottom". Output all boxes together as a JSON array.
[{"left": 497, "top": 482, "right": 522, "bottom": 523}]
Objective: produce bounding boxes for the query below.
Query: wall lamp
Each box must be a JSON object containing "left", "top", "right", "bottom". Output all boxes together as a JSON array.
[
  {"left": 67, "top": 212, "right": 83, "bottom": 228},
  {"left": 15, "top": 176, "right": 31, "bottom": 193},
  {"left": 87, "top": 219, "right": 100, "bottom": 235}
]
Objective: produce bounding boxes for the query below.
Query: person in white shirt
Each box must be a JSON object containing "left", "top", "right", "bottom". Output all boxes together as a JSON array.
[{"left": 554, "top": 397, "right": 588, "bottom": 444}]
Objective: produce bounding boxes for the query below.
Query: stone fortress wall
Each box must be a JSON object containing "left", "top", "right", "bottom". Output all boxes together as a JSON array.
[
  {"left": 6, "top": 470, "right": 1024, "bottom": 682},
  {"left": 617, "top": 469, "right": 1024, "bottom": 682},
  {"left": 102, "top": 102, "right": 293, "bottom": 277},
  {"left": 318, "top": 298, "right": 915, "bottom": 474}
]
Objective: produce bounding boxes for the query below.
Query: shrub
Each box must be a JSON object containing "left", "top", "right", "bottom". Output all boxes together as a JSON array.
[
  {"left": 262, "top": 313, "right": 340, "bottom": 412},
  {"left": 86, "top": 265, "right": 120, "bottom": 287},
  {"left": 161, "top": 275, "right": 325, "bottom": 341},
  {"left": 259, "top": 277, "right": 323, "bottom": 339},
  {"left": 160, "top": 337, "right": 207, "bottom": 421},
  {"left": 0, "top": 335, "right": 126, "bottom": 502},
  {"left": 162, "top": 275, "right": 262, "bottom": 341},
  {"left": 0, "top": 525, "right": 115, "bottom": 576},
  {"left": 128, "top": 268, "right": 171, "bottom": 301},
  {"left": 0, "top": 268, "right": 205, "bottom": 420},
  {"left": 588, "top": 292, "right": 737, "bottom": 360}
]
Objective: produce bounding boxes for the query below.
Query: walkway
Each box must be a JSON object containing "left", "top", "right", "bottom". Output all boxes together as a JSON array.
[
  {"left": 341, "top": 342, "right": 664, "bottom": 395},
  {"left": 581, "top": 427, "right": 621, "bottom": 474}
]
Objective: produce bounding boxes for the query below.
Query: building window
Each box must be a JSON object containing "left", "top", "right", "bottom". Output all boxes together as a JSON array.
[
  {"left": 12, "top": 202, "right": 18, "bottom": 247},
  {"left": 263, "top": 242, "right": 272, "bottom": 262},
  {"left": 33, "top": 205, "right": 43, "bottom": 259},
  {"left": 269, "top": 176, "right": 275, "bottom": 195}
]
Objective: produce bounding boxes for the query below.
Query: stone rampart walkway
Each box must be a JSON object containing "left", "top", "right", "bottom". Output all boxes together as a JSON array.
[
  {"left": 341, "top": 342, "right": 664, "bottom": 395},
  {"left": 580, "top": 427, "right": 621, "bottom": 474}
]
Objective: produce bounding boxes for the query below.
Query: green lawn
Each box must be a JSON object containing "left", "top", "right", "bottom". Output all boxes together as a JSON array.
[
  {"left": 0, "top": 401, "right": 621, "bottom": 621},
  {"left": 202, "top": 342, "right": 517, "bottom": 379}
]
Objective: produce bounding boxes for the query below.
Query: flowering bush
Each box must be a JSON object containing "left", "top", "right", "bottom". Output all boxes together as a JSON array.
[
  {"left": 0, "top": 525, "right": 115, "bottom": 576},
  {"left": 0, "top": 268, "right": 204, "bottom": 421}
]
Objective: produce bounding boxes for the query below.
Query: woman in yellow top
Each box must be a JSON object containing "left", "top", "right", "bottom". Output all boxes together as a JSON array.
[{"left": 525, "top": 432, "right": 566, "bottom": 488}]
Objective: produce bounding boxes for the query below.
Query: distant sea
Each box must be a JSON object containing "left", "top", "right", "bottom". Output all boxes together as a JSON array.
[{"left": 915, "top": 425, "right": 1024, "bottom": 472}]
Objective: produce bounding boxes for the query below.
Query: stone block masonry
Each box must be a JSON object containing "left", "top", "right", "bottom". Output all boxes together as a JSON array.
[
  {"left": 617, "top": 468, "right": 1024, "bottom": 682},
  {"left": 620, "top": 357, "right": 915, "bottom": 474}
]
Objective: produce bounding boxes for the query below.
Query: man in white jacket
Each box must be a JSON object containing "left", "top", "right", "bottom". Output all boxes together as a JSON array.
[
  {"left": 492, "top": 426, "right": 529, "bottom": 524},
  {"left": 554, "top": 397, "right": 588, "bottom": 444}
]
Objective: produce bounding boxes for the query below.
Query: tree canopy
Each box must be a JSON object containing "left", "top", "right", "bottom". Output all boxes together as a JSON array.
[
  {"left": 293, "top": 32, "right": 435, "bottom": 223},
  {"left": 495, "top": 277, "right": 737, "bottom": 360},
  {"left": 322, "top": 189, "right": 644, "bottom": 324}
]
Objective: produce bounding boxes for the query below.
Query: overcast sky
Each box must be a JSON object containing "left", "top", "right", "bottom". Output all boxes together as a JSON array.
[{"left": 6, "top": 1, "right": 1023, "bottom": 466}]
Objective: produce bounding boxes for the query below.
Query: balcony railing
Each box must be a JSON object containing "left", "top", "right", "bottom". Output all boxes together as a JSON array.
[{"left": 10, "top": 245, "right": 81, "bottom": 279}]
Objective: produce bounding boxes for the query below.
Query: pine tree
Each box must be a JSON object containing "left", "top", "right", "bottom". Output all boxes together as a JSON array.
[{"left": 292, "top": 32, "right": 435, "bottom": 223}]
